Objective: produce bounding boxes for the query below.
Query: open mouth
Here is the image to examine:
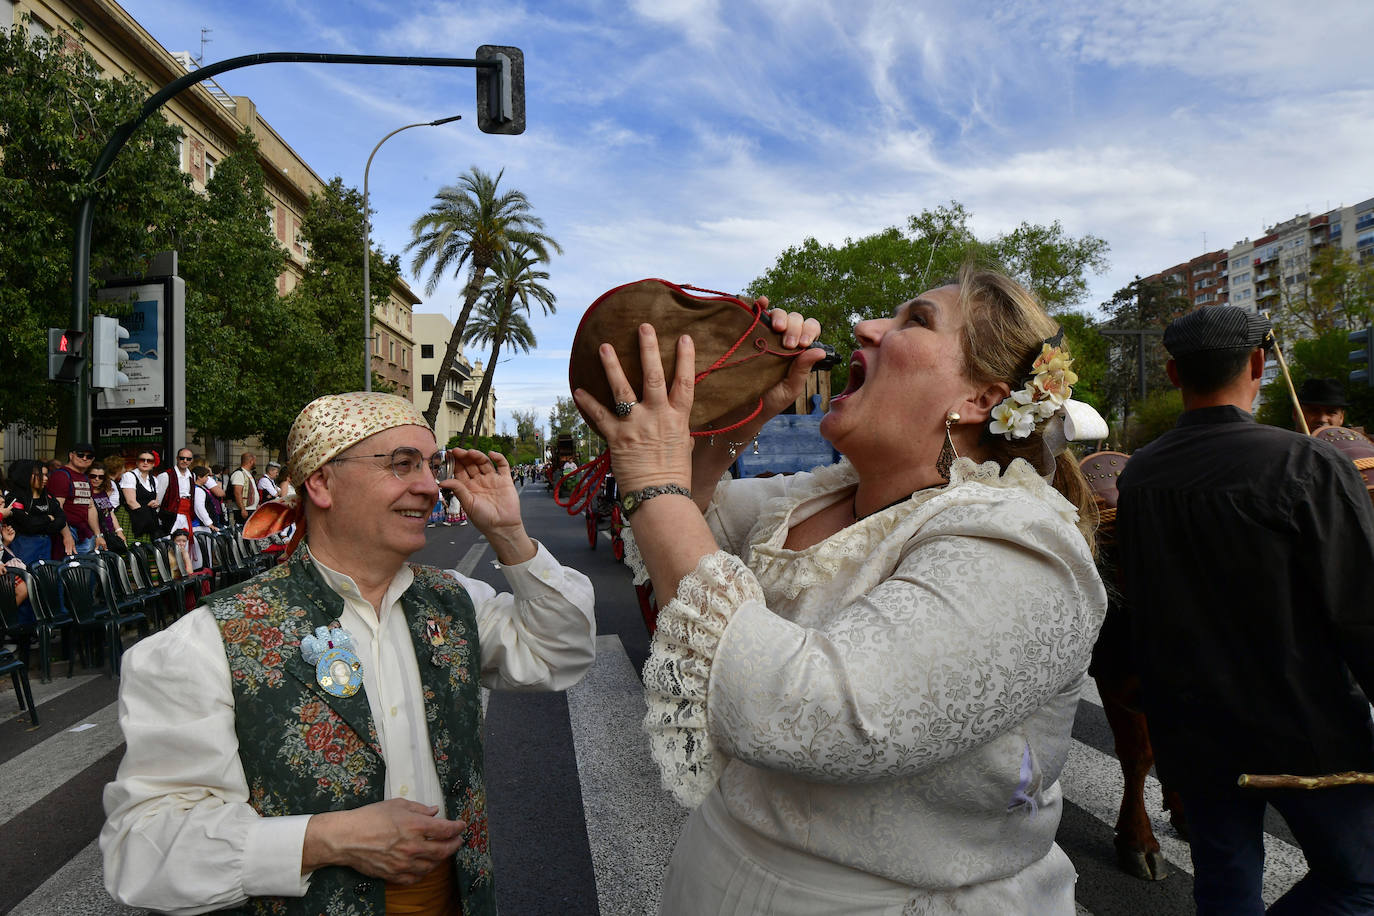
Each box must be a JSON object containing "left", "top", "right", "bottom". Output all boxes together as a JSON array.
[
  {"left": 832, "top": 354, "right": 866, "bottom": 402},
  {"left": 397, "top": 510, "right": 427, "bottom": 519}
]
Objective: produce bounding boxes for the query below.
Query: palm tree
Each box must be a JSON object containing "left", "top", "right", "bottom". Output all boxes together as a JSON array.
[
  {"left": 458, "top": 245, "right": 552, "bottom": 438},
  {"left": 408, "top": 166, "right": 561, "bottom": 427}
]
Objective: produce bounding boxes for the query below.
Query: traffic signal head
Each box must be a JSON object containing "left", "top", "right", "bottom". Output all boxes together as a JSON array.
[
  {"left": 48, "top": 327, "right": 87, "bottom": 382},
  {"left": 91, "top": 315, "right": 130, "bottom": 390},
  {"left": 1351, "top": 326, "right": 1373, "bottom": 389},
  {"left": 475, "top": 45, "right": 525, "bottom": 135}
]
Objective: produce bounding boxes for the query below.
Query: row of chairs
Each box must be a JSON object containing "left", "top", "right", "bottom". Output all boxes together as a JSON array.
[{"left": 0, "top": 528, "right": 283, "bottom": 697}]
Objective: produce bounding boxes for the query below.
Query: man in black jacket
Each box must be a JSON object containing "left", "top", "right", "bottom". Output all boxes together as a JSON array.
[{"left": 1117, "top": 306, "right": 1374, "bottom": 914}]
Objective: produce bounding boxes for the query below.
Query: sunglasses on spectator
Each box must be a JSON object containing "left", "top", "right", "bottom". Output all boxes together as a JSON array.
[
  {"left": 177, "top": 455, "right": 193, "bottom": 461},
  {"left": 328, "top": 447, "right": 450, "bottom": 482},
  {"left": 138, "top": 457, "right": 155, "bottom": 463},
  {"left": 89, "top": 473, "right": 106, "bottom": 479},
  {"left": 74, "top": 451, "right": 94, "bottom": 459}
]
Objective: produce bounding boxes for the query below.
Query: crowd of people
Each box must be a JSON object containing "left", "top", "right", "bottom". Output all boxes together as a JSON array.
[
  {"left": 5, "top": 264, "right": 1370, "bottom": 915},
  {"left": 0, "top": 446, "right": 296, "bottom": 632}
]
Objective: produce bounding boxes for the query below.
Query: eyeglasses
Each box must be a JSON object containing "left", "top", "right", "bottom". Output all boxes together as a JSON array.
[
  {"left": 89, "top": 474, "right": 106, "bottom": 480},
  {"left": 73, "top": 451, "right": 94, "bottom": 459},
  {"left": 177, "top": 455, "right": 193, "bottom": 462},
  {"left": 138, "top": 457, "right": 155, "bottom": 463},
  {"left": 329, "top": 447, "right": 450, "bottom": 482}
]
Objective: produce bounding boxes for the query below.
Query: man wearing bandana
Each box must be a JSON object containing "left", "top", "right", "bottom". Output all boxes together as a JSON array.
[{"left": 101, "top": 392, "right": 597, "bottom": 916}]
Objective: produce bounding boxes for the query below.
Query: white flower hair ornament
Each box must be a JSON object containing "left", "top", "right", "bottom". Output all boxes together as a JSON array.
[{"left": 988, "top": 330, "right": 1108, "bottom": 476}]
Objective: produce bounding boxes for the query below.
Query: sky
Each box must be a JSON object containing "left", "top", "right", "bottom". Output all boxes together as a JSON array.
[{"left": 115, "top": 0, "right": 1374, "bottom": 436}]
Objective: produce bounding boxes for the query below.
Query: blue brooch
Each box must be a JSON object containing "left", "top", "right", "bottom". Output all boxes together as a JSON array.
[{"left": 301, "top": 624, "right": 363, "bottom": 698}]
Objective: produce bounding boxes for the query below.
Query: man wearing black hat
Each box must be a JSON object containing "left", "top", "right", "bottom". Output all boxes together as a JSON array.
[
  {"left": 46, "top": 441, "right": 107, "bottom": 556},
  {"left": 1116, "top": 306, "right": 1374, "bottom": 914},
  {"left": 1295, "top": 377, "right": 1348, "bottom": 433}
]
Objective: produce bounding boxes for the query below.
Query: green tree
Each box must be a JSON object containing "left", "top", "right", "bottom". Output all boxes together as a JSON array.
[
  {"left": 0, "top": 22, "right": 195, "bottom": 430},
  {"left": 548, "top": 396, "right": 582, "bottom": 436},
  {"left": 1256, "top": 329, "right": 1374, "bottom": 430},
  {"left": 266, "top": 178, "right": 401, "bottom": 452},
  {"left": 457, "top": 246, "right": 548, "bottom": 438},
  {"left": 1096, "top": 276, "right": 1189, "bottom": 432},
  {"left": 177, "top": 131, "right": 286, "bottom": 444},
  {"left": 1123, "top": 387, "right": 1185, "bottom": 451},
  {"left": 409, "top": 167, "right": 561, "bottom": 429},
  {"left": 511, "top": 408, "right": 540, "bottom": 441},
  {"left": 746, "top": 202, "right": 1108, "bottom": 388}
]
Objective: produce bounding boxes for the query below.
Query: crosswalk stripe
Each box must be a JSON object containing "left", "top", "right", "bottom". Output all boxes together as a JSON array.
[
  {"left": 0, "top": 636, "right": 1322, "bottom": 915},
  {"left": 456, "top": 542, "right": 487, "bottom": 577},
  {"left": 1059, "top": 721, "right": 1310, "bottom": 906},
  {"left": 0, "top": 700, "right": 122, "bottom": 823},
  {"left": 567, "top": 635, "right": 687, "bottom": 915}
]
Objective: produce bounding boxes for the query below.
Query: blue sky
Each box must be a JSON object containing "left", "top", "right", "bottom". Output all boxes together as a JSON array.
[{"left": 116, "top": 0, "right": 1374, "bottom": 436}]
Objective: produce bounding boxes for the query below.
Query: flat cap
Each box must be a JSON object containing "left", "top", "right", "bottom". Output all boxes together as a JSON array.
[
  {"left": 1163, "top": 306, "right": 1271, "bottom": 358},
  {"left": 1296, "top": 377, "right": 1347, "bottom": 407}
]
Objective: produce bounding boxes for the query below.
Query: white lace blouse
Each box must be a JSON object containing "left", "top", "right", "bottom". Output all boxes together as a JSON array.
[{"left": 633, "top": 456, "right": 1107, "bottom": 896}]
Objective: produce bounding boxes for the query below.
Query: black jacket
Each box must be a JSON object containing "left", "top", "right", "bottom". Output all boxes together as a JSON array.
[{"left": 1117, "top": 406, "right": 1374, "bottom": 794}]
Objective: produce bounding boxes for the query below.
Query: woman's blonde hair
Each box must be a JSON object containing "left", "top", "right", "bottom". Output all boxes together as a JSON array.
[{"left": 951, "top": 263, "right": 1098, "bottom": 551}]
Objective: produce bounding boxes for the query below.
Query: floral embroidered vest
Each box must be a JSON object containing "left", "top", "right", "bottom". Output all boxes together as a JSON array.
[{"left": 207, "top": 549, "right": 495, "bottom": 916}]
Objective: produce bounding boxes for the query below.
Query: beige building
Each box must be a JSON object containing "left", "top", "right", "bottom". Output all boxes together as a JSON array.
[
  {"left": 3, "top": 0, "right": 418, "bottom": 461},
  {"left": 411, "top": 314, "right": 495, "bottom": 443}
]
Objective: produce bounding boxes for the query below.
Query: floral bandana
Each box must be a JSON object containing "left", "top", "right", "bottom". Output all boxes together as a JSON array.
[{"left": 243, "top": 392, "right": 434, "bottom": 549}]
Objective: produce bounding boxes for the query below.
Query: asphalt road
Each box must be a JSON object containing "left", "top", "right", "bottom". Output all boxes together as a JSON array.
[{"left": 0, "top": 481, "right": 1310, "bottom": 915}]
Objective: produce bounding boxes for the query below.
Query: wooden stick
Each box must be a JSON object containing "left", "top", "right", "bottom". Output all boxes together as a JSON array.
[
  {"left": 1238, "top": 771, "right": 1374, "bottom": 790},
  {"left": 1270, "top": 334, "right": 1309, "bottom": 435}
]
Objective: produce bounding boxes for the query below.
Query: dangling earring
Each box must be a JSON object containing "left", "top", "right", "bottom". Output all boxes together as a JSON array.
[{"left": 936, "top": 411, "right": 960, "bottom": 480}]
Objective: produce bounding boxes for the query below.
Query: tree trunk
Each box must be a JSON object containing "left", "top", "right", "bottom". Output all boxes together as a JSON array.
[
  {"left": 423, "top": 261, "right": 489, "bottom": 428},
  {"left": 461, "top": 335, "right": 504, "bottom": 439}
]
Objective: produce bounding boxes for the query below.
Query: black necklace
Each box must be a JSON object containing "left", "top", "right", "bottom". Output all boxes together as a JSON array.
[{"left": 853, "top": 491, "right": 918, "bottom": 521}]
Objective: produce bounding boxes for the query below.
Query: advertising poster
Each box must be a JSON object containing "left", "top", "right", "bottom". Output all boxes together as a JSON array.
[{"left": 95, "top": 283, "right": 165, "bottom": 410}]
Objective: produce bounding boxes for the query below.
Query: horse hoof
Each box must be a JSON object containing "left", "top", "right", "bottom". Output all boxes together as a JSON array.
[{"left": 1115, "top": 844, "right": 1169, "bottom": 881}]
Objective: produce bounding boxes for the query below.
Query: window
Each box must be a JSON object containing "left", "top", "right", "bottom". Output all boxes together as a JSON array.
[
  {"left": 205, "top": 153, "right": 217, "bottom": 183},
  {"left": 174, "top": 135, "right": 184, "bottom": 171},
  {"left": 388, "top": 340, "right": 395, "bottom": 362},
  {"left": 422, "top": 374, "right": 435, "bottom": 391},
  {"left": 1231, "top": 257, "right": 1248, "bottom": 269},
  {"left": 1234, "top": 271, "right": 1251, "bottom": 284},
  {"left": 1359, "top": 230, "right": 1374, "bottom": 249},
  {"left": 421, "top": 344, "right": 434, "bottom": 359},
  {"left": 401, "top": 349, "right": 407, "bottom": 369}
]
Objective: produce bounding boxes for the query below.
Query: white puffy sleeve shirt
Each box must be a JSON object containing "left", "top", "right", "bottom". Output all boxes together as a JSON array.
[
  {"left": 637, "top": 457, "right": 1107, "bottom": 896},
  {"left": 100, "top": 541, "right": 595, "bottom": 915}
]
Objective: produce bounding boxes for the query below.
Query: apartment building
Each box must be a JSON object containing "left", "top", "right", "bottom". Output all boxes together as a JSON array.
[
  {"left": 1143, "top": 249, "right": 1230, "bottom": 309},
  {"left": 1145, "top": 195, "right": 1374, "bottom": 322},
  {"left": 411, "top": 314, "right": 494, "bottom": 445}
]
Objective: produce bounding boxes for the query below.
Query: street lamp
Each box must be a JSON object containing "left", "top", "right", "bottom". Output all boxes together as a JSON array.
[{"left": 362, "top": 114, "right": 462, "bottom": 391}]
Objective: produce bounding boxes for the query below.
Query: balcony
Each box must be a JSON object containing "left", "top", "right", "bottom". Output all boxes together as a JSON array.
[
  {"left": 1356, "top": 213, "right": 1374, "bottom": 231},
  {"left": 1253, "top": 271, "right": 1270, "bottom": 282},
  {"left": 1255, "top": 287, "right": 1278, "bottom": 300},
  {"left": 444, "top": 388, "right": 472, "bottom": 409}
]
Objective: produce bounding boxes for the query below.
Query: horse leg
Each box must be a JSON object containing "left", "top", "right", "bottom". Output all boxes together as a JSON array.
[{"left": 1096, "top": 673, "right": 1169, "bottom": 880}]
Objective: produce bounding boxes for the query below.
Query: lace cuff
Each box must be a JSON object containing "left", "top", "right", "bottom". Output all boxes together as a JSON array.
[{"left": 641, "top": 550, "right": 764, "bottom": 807}]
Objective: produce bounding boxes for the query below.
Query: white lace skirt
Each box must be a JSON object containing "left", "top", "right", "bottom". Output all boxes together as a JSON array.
[{"left": 658, "top": 788, "right": 1077, "bottom": 916}]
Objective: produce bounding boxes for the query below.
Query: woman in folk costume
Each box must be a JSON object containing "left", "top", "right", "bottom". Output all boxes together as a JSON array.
[
  {"left": 102, "top": 392, "right": 596, "bottom": 916},
  {"left": 575, "top": 265, "right": 1108, "bottom": 915}
]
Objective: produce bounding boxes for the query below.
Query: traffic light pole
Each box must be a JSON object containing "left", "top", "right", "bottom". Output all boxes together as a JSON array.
[{"left": 68, "top": 50, "right": 511, "bottom": 442}]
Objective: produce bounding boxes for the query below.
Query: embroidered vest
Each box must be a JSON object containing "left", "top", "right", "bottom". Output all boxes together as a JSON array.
[{"left": 207, "top": 549, "right": 495, "bottom": 916}]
